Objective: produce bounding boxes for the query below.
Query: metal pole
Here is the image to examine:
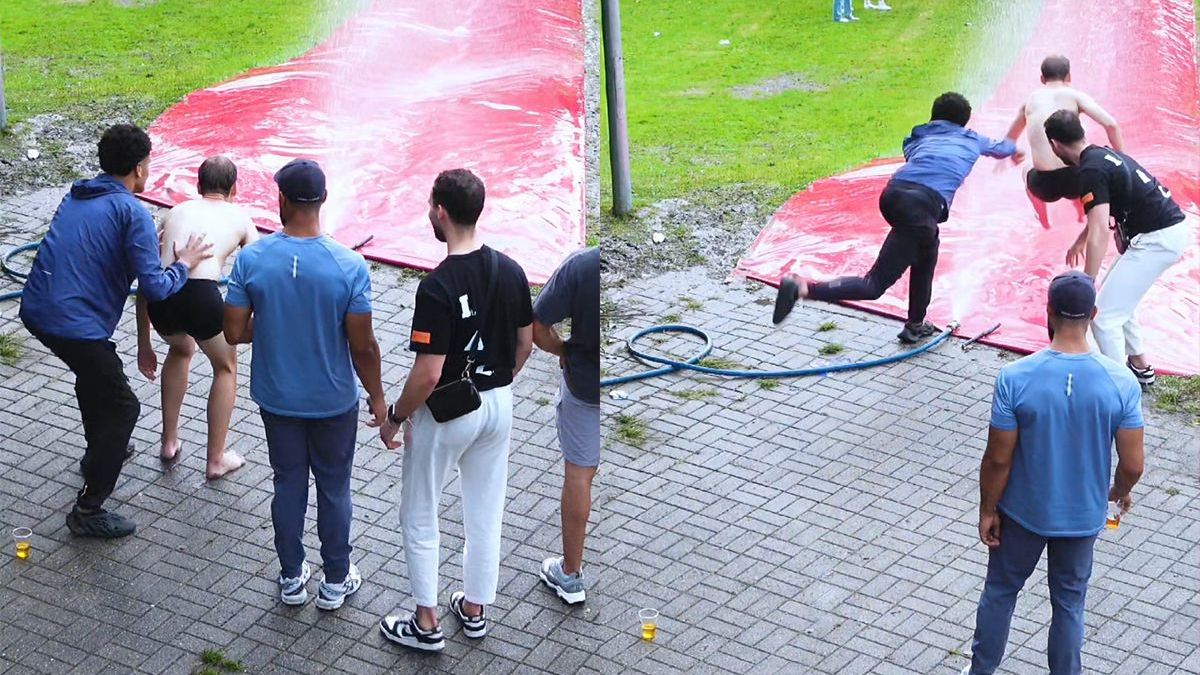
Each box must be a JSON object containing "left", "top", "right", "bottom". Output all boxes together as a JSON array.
[{"left": 600, "top": 0, "right": 632, "bottom": 215}]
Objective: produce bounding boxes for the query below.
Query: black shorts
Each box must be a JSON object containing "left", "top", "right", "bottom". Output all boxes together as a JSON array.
[
  {"left": 147, "top": 279, "right": 224, "bottom": 341},
  {"left": 1026, "top": 167, "right": 1081, "bottom": 202}
]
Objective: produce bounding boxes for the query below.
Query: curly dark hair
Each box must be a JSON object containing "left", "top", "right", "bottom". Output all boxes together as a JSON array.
[
  {"left": 930, "top": 92, "right": 972, "bottom": 127},
  {"left": 431, "top": 169, "right": 486, "bottom": 225},
  {"left": 98, "top": 124, "right": 152, "bottom": 176}
]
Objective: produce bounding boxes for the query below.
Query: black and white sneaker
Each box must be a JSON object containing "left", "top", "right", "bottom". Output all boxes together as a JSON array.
[
  {"left": 1127, "top": 360, "right": 1155, "bottom": 387},
  {"left": 449, "top": 591, "right": 487, "bottom": 639},
  {"left": 379, "top": 614, "right": 444, "bottom": 652},
  {"left": 898, "top": 321, "right": 940, "bottom": 345}
]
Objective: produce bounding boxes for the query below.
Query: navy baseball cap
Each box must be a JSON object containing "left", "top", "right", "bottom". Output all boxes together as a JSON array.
[
  {"left": 1048, "top": 271, "right": 1096, "bottom": 318},
  {"left": 274, "top": 159, "right": 326, "bottom": 202}
]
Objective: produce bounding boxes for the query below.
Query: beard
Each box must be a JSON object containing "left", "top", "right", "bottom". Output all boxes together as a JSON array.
[{"left": 431, "top": 220, "right": 447, "bottom": 242}]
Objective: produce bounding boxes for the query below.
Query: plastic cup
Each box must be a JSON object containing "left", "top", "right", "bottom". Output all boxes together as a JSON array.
[
  {"left": 1106, "top": 502, "right": 1122, "bottom": 530},
  {"left": 638, "top": 608, "right": 659, "bottom": 641},
  {"left": 12, "top": 527, "right": 32, "bottom": 561}
]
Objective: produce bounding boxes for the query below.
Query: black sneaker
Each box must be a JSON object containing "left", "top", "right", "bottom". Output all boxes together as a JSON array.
[
  {"left": 449, "top": 590, "right": 487, "bottom": 638},
  {"left": 380, "top": 614, "right": 444, "bottom": 652},
  {"left": 1127, "top": 360, "right": 1156, "bottom": 386},
  {"left": 898, "top": 321, "right": 939, "bottom": 345},
  {"left": 773, "top": 276, "right": 801, "bottom": 325},
  {"left": 65, "top": 508, "right": 136, "bottom": 539},
  {"left": 80, "top": 443, "right": 137, "bottom": 475}
]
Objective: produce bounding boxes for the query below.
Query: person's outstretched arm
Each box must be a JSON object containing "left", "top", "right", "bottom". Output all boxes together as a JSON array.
[
  {"left": 1004, "top": 104, "right": 1028, "bottom": 146},
  {"left": 125, "top": 206, "right": 207, "bottom": 302},
  {"left": 1078, "top": 92, "right": 1124, "bottom": 152},
  {"left": 979, "top": 133, "right": 1023, "bottom": 162}
]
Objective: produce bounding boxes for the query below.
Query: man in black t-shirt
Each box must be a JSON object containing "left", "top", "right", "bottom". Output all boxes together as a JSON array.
[
  {"left": 378, "top": 169, "right": 533, "bottom": 652},
  {"left": 1045, "top": 110, "right": 1190, "bottom": 386}
]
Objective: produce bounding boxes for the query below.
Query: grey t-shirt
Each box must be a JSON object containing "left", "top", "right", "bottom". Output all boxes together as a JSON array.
[{"left": 534, "top": 247, "right": 599, "bottom": 404}]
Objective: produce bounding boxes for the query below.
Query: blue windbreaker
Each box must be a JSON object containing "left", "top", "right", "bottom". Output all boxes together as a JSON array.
[{"left": 891, "top": 120, "right": 1016, "bottom": 208}]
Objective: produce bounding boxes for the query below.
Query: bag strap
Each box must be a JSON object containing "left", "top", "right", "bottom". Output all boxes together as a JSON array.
[{"left": 464, "top": 247, "right": 500, "bottom": 359}]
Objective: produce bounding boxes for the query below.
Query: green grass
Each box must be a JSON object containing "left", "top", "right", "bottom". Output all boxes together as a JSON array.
[
  {"left": 1153, "top": 377, "right": 1200, "bottom": 424},
  {"left": 614, "top": 413, "right": 648, "bottom": 447},
  {"left": 0, "top": 0, "right": 361, "bottom": 127},
  {"left": 661, "top": 312, "right": 682, "bottom": 324},
  {"left": 601, "top": 1, "right": 1010, "bottom": 206},
  {"left": 698, "top": 356, "right": 740, "bottom": 370},
  {"left": 196, "top": 649, "right": 244, "bottom": 674},
  {"left": 671, "top": 388, "right": 718, "bottom": 401},
  {"left": 818, "top": 343, "right": 844, "bottom": 356},
  {"left": 818, "top": 320, "right": 838, "bottom": 332},
  {"left": 0, "top": 333, "right": 24, "bottom": 366},
  {"left": 759, "top": 378, "right": 780, "bottom": 390},
  {"left": 681, "top": 297, "right": 703, "bottom": 311}
]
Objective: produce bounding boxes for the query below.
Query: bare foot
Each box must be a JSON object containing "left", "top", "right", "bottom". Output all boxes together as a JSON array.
[
  {"left": 206, "top": 451, "right": 246, "bottom": 481},
  {"left": 160, "top": 440, "right": 182, "bottom": 464}
]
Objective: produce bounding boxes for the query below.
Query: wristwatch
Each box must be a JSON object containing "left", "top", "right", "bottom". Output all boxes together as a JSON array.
[{"left": 387, "top": 403, "right": 407, "bottom": 426}]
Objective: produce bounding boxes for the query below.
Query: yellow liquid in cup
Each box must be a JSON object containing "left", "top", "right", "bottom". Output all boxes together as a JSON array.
[
  {"left": 15, "top": 541, "right": 30, "bottom": 560},
  {"left": 1105, "top": 516, "right": 1119, "bottom": 529},
  {"left": 641, "top": 622, "right": 657, "bottom": 641}
]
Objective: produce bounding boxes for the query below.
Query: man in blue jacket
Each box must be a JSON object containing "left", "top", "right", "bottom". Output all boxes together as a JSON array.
[
  {"left": 20, "top": 124, "right": 213, "bottom": 539},
  {"left": 774, "top": 93, "right": 1022, "bottom": 343}
]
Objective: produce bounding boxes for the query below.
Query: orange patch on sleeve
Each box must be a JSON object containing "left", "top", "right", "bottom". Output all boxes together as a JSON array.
[
  {"left": 412, "top": 330, "right": 432, "bottom": 345},
  {"left": 1081, "top": 192, "right": 1095, "bottom": 205}
]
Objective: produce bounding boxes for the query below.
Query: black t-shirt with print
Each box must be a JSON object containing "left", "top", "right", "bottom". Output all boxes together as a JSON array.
[
  {"left": 1078, "top": 145, "right": 1185, "bottom": 236},
  {"left": 409, "top": 246, "right": 533, "bottom": 391}
]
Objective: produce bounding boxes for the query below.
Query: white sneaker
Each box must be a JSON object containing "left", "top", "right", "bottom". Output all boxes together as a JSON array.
[
  {"left": 876, "top": 0, "right": 892, "bottom": 9},
  {"left": 278, "top": 561, "right": 311, "bottom": 606},
  {"left": 836, "top": 16, "right": 851, "bottom": 23},
  {"left": 380, "top": 613, "right": 445, "bottom": 652},
  {"left": 315, "top": 563, "right": 362, "bottom": 610},
  {"left": 449, "top": 591, "right": 488, "bottom": 638}
]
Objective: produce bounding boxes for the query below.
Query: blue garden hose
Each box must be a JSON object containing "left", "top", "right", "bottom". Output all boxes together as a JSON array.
[
  {"left": 601, "top": 321, "right": 960, "bottom": 388},
  {"left": 1, "top": 241, "right": 228, "bottom": 303}
]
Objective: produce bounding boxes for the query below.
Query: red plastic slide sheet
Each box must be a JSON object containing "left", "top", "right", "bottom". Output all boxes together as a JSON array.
[
  {"left": 140, "top": 0, "right": 585, "bottom": 284},
  {"left": 734, "top": 0, "right": 1199, "bottom": 374}
]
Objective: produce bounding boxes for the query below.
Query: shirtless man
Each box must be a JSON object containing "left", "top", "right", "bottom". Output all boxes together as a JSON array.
[
  {"left": 1006, "top": 55, "right": 1124, "bottom": 228},
  {"left": 136, "top": 156, "right": 259, "bottom": 479}
]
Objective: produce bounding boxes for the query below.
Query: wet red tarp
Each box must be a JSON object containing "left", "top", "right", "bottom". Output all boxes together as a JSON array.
[
  {"left": 140, "top": 0, "right": 584, "bottom": 284},
  {"left": 735, "top": 0, "right": 1199, "bottom": 374}
]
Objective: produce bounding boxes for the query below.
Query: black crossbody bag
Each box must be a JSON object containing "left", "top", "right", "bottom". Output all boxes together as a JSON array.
[
  {"left": 1111, "top": 159, "right": 1137, "bottom": 255},
  {"left": 424, "top": 248, "right": 499, "bottom": 423}
]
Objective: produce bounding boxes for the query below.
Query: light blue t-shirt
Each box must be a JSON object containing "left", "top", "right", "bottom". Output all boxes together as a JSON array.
[
  {"left": 226, "top": 232, "right": 372, "bottom": 419},
  {"left": 991, "top": 350, "right": 1143, "bottom": 538}
]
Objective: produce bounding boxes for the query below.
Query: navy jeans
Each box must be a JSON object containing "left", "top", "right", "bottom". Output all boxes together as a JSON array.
[
  {"left": 969, "top": 514, "right": 1097, "bottom": 675},
  {"left": 261, "top": 406, "right": 357, "bottom": 584}
]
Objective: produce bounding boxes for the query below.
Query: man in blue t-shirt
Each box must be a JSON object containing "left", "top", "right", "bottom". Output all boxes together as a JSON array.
[
  {"left": 774, "top": 92, "right": 1022, "bottom": 344},
  {"left": 224, "top": 159, "right": 387, "bottom": 612},
  {"left": 963, "top": 271, "right": 1145, "bottom": 675}
]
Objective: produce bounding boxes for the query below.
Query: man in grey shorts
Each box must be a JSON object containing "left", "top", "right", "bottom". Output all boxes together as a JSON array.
[{"left": 534, "top": 247, "right": 600, "bottom": 604}]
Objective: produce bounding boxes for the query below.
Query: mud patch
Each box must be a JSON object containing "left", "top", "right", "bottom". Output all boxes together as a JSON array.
[{"left": 730, "top": 73, "right": 827, "bottom": 100}]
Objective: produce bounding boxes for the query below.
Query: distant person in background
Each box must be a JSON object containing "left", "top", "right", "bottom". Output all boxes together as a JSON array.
[
  {"left": 774, "top": 93, "right": 1023, "bottom": 344},
  {"left": 1044, "top": 110, "right": 1188, "bottom": 387},
  {"left": 833, "top": 0, "right": 858, "bottom": 23},
  {"left": 534, "top": 247, "right": 601, "bottom": 606},
  {"left": 19, "top": 123, "right": 213, "bottom": 538},
  {"left": 1006, "top": 55, "right": 1124, "bottom": 228},
  {"left": 863, "top": 0, "right": 891, "bottom": 10},
  {"left": 963, "top": 271, "right": 1144, "bottom": 675},
  {"left": 224, "top": 159, "right": 386, "bottom": 611},
  {"left": 137, "top": 156, "right": 259, "bottom": 480}
]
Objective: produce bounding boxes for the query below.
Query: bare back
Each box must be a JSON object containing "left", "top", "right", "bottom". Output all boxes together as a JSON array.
[
  {"left": 1024, "top": 86, "right": 1088, "bottom": 171},
  {"left": 159, "top": 198, "right": 259, "bottom": 280}
]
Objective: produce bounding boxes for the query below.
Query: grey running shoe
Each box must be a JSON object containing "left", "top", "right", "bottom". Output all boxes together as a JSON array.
[
  {"left": 449, "top": 591, "right": 487, "bottom": 638},
  {"left": 540, "top": 556, "right": 586, "bottom": 605},
  {"left": 1127, "top": 360, "right": 1155, "bottom": 387},
  {"left": 380, "top": 614, "right": 445, "bottom": 652},
  {"left": 65, "top": 508, "right": 136, "bottom": 539},
  {"left": 898, "top": 321, "right": 940, "bottom": 344},
  {"left": 316, "top": 563, "right": 362, "bottom": 611},
  {"left": 278, "top": 561, "right": 311, "bottom": 606}
]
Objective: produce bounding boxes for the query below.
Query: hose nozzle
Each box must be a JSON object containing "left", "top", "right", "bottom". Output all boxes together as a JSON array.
[{"left": 948, "top": 320, "right": 961, "bottom": 332}]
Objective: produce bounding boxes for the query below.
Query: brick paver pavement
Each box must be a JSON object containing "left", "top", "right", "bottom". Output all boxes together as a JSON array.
[{"left": 599, "top": 270, "right": 1199, "bottom": 675}]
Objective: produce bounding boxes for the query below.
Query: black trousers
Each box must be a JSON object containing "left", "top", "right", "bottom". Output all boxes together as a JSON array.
[
  {"left": 27, "top": 327, "right": 139, "bottom": 512},
  {"left": 807, "top": 179, "right": 944, "bottom": 325}
]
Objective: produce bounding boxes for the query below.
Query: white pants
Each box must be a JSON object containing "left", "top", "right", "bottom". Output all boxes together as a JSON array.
[
  {"left": 400, "top": 386, "right": 513, "bottom": 607},
  {"left": 1093, "top": 221, "right": 1190, "bottom": 361}
]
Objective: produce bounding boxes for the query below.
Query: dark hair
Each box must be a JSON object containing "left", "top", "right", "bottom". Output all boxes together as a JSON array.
[
  {"left": 1044, "top": 109, "right": 1086, "bottom": 144},
  {"left": 1041, "top": 55, "right": 1070, "bottom": 81},
  {"left": 431, "top": 169, "right": 485, "bottom": 225},
  {"left": 930, "top": 92, "right": 971, "bottom": 127},
  {"left": 98, "top": 124, "right": 152, "bottom": 176},
  {"left": 198, "top": 156, "right": 237, "bottom": 196}
]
